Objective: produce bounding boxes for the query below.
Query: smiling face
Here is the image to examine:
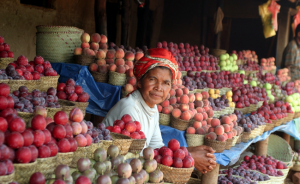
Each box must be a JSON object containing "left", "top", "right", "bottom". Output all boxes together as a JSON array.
[{"left": 138, "top": 67, "right": 172, "bottom": 108}]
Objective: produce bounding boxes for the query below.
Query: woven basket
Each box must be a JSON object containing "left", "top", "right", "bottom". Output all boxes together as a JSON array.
[
  {"left": 39, "top": 75, "right": 60, "bottom": 92},
  {"left": 8, "top": 80, "right": 27, "bottom": 92},
  {"left": 291, "top": 162, "right": 300, "bottom": 171},
  {"left": 71, "top": 146, "right": 87, "bottom": 168},
  {"left": 159, "top": 113, "right": 170, "bottom": 126},
  {"left": 158, "top": 164, "right": 194, "bottom": 184},
  {"left": 47, "top": 107, "right": 62, "bottom": 119},
  {"left": 26, "top": 80, "right": 41, "bottom": 92},
  {"left": 236, "top": 133, "right": 242, "bottom": 144},
  {"left": 36, "top": 25, "right": 84, "bottom": 33},
  {"left": 75, "top": 55, "right": 95, "bottom": 66},
  {"left": 13, "top": 160, "right": 37, "bottom": 184},
  {"left": 121, "top": 89, "right": 130, "bottom": 98},
  {"left": 264, "top": 123, "right": 274, "bottom": 132},
  {"left": 267, "top": 134, "right": 294, "bottom": 166},
  {"left": 102, "top": 140, "right": 113, "bottom": 151},
  {"left": 249, "top": 104, "right": 257, "bottom": 112},
  {"left": 187, "top": 177, "right": 201, "bottom": 184},
  {"left": 17, "top": 111, "right": 33, "bottom": 127},
  {"left": 242, "top": 132, "right": 251, "bottom": 143},
  {"left": 235, "top": 107, "right": 249, "bottom": 115},
  {"left": 213, "top": 110, "right": 222, "bottom": 118},
  {"left": 170, "top": 115, "right": 190, "bottom": 131},
  {"left": 111, "top": 133, "right": 133, "bottom": 155},
  {"left": 272, "top": 119, "right": 282, "bottom": 127},
  {"left": 65, "top": 100, "right": 89, "bottom": 117},
  {"left": 0, "top": 58, "right": 14, "bottom": 69},
  {"left": 294, "top": 111, "right": 300, "bottom": 119},
  {"left": 286, "top": 113, "right": 294, "bottom": 122},
  {"left": 36, "top": 31, "right": 83, "bottom": 63},
  {"left": 56, "top": 152, "right": 74, "bottom": 167},
  {"left": 0, "top": 171, "right": 15, "bottom": 184},
  {"left": 204, "top": 138, "right": 226, "bottom": 153},
  {"left": 58, "top": 99, "right": 75, "bottom": 116},
  {"left": 181, "top": 71, "right": 187, "bottom": 77},
  {"left": 258, "top": 125, "right": 266, "bottom": 136},
  {"left": 257, "top": 101, "right": 264, "bottom": 109},
  {"left": 211, "top": 49, "right": 227, "bottom": 57},
  {"left": 225, "top": 138, "right": 233, "bottom": 150},
  {"left": 185, "top": 134, "right": 205, "bottom": 147},
  {"left": 90, "top": 70, "right": 108, "bottom": 83},
  {"left": 87, "top": 142, "right": 103, "bottom": 160},
  {"left": 36, "top": 155, "right": 57, "bottom": 179},
  {"left": 128, "top": 138, "right": 146, "bottom": 154},
  {"left": 108, "top": 71, "right": 126, "bottom": 86},
  {"left": 146, "top": 180, "right": 164, "bottom": 184},
  {"left": 231, "top": 136, "right": 239, "bottom": 147}
]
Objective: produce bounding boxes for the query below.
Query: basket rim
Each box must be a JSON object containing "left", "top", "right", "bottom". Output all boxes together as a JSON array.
[{"left": 36, "top": 31, "right": 83, "bottom": 35}]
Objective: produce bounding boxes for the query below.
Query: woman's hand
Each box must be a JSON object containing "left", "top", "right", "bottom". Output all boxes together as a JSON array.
[{"left": 187, "top": 146, "right": 217, "bottom": 174}]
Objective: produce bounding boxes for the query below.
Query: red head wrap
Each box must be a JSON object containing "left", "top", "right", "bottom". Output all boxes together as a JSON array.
[{"left": 133, "top": 48, "right": 178, "bottom": 80}]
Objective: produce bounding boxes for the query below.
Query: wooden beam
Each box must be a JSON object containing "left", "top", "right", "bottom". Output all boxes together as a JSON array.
[
  {"left": 95, "top": 0, "right": 107, "bottom": 36},
  {"left": 255, "top": 137, "right": 269, "bottom": 157},
  {"left": 121, "top": 0, "right": 130, "bottom": 46},
  {"left": 149, "top": 0, "right": 164, "bottom": 49},
  {"left": 214, "top": 0, "right": 224, "bottom": 49}
]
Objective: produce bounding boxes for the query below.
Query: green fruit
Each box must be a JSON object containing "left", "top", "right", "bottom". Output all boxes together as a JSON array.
[
  {"left": 94, "top": 162, "right": 107, "bottom": 175},
  {"left": 220, "top": 60, "right": 226, "bottom": 67},
  {"left": 232, "top": 53, "right": 237, "bottom": 60},
  {"left": 219, "top": 54, "right": 227, "bottom": 61},
  {"left": 250, "top": 81, "right": 257, "bottom": 87},
  {"left": 229, "top": 56, "right": 234, "bottom": 62},
  {"left": 264, "top": 83, "right": 272, "bottom": 90},
  {"left": 111, "top": 175, "right": 119, "bottom": 184},
  {"left": 94, "top": 148, "right": 107, "bottom": 162},
  {"left": 72, "top": 171, "right": 81, "bottom": 181}
]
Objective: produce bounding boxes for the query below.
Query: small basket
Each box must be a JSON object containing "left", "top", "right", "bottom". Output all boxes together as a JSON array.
[
  {"left": 235, "top": 107, "right": 249, "bottom": 115},
  {"left": 158, "top": 164, "right": 194, "bottom": 184},
  {"left": 74, "top": 55, "right": 95, "bottom": 66},
  {"left": 187, "top": 177, "right": 201, "bottom": 184},
  {"left": 232, "top": 136, "right": 239, "bottom": 147},
  {"left": 211, "top": 49, "right": 227, "bottom": 57},
  {"left": 264, "top": 123, "right": 274, "bottom": 132},
  {"left": 13, "top": 160, "right": 37, "bottom": 184},
  {"left": 46, "top": 107, "right": 63, "bottom": 119},
  {"left": 241, "top": 132, "right": 251, "bottom": 143},
  {"left": 170, "top": 115, "right": 191, "bottom": 131},
  {"left": 128, "top": 138, "right": 147, "bottom": 154},
  {"left": 39, "top": 75, "right": 60, "bottom": 92},
  {"left": 0, "top": 58, "right": 14, "bottom": 69},
  {"left": 204, "top": 138, "right": 226, "bottom": 153},
  {"left": 90, "top": 70, "right": 108, "bottom": 83},
  {"left": 249, "top": 104, "right": 257, "bottom": 112},
  {"left": 58, "top": 99, "right": 75, "bottom": 116},
  {"left": 102, "top": 140, "right": 113, "bottom": 151},
  {"left": 257, "top": 101, "right": 264, "bottom": 109},
  {"left": 0, "top": 171, "right": 15, "bottom": 184},
  {"left": 236, "top": 133, "right": 242, "bottom": 144},
  {"left": 271, "top": 119, "right": 282, "bottom": 127},
  {"left": 108, "top": 71, "right": 126, "bottom": 86},
  {"left": 294, "top": 111, "right": 300, "bottom": 119},
  {"left": 17, "top": 111, "right": 33, "bottom": 127},
  {"left": 71, "top": 146, "right": 87, "bottom": 168},
  {"left": 69, "top": 101, "right": 89, "bottom": 117},
  {"left": 36, "top": 156, "right": 57, "bottom": 179},
  {"left": 225, "top": 138, "right": 233, "bottom": 150},
  {"left": 111, "top": 133, "right": 133, "bottom": 155},
  {"left": 87, "top": 142, "right": 103, "bottom": 160},
  {"left": 26, "top": 80, "right": 41, "bottom": 92},
  {"left": 185, "top": 134, "right": 205, "bottom": 147},
  {"left": 181, "top": 71, "right": 187, "bottom": 77},
  {"left": 159, "top": 113, "right": 171, "bottom": 126},
  {"left": 8, "top": 80, "right": 27, "bottom": 92},
  {"left": 213, "top": 110, "right": 221, "bottom": 118},
  {"left": 258, "top": 125, "right": 266, "bottom": 136},
  {"left": 286, "top": 113, "right": 294, "bottom": 122},
  {"left": 56, "top": 152, "right": 74, "bottom": 167}
]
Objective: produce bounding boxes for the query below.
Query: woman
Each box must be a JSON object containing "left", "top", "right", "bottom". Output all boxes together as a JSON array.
[{"left": 103, "top": 48, "right": 217, "bottom": 173}]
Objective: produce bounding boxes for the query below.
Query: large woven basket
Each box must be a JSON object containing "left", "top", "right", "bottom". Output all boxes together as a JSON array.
[
  {"left": 36, "top": 155, "right": 57, "bottom": 179},
  {"left": 71, "top": 146, "right": 87, "bottom": 168},
  {"left": 108, "top": 71, "right": 126, "bottom": 86},
  {"left": 0, "top": 58, "right": 14, "bottom": 69},
  {"left": 14, "top": 160, "right": 37, "bottom": 184},
  {"left": 271, "top": 119, "right": 282, "bottom": 127},
  {"left": 90, "top": 70, "right": 108, "bottom": 83},
  {"left": 39, "top": 75, "right": 60, "bottom": 92},
  {"left": 204, "top": 138, "right": 226, "bottom": 153},
  {"left": 159, "top": 113, "right": 170, "bottom": 126},
  {"left": 56, "top": 152, "right": 74, "bottom": 167},
  {"left": 264, "top": 123, "right": 274, "bottom": 132},
  {"left": 286, "top": 113, "right": 294, "bottom": 122},
  {"left": 185, "top": 134, "right": 205, "bottom": 147},
  {"left": 47, "top": 107, "right": 62, "bottom": 119},
  {"left": 158, "top": 164, "right": 194, "bottom": 184},
  {"left": 294, "top": 111, "right": 300, "bottom": 119},
  {"left": 86, "top": 142, "right": 103, "bottom": 160},
  {"left": 235, "top": 107, "right": 249, "bottom": 115},
  {"left": 0, "top": 171, "right": 15, "bottom": 184},
  {"left": 170, "top": 115, "right": 190, "bottom": 131},
  {"left": 8, "top": 80, "right": 27, "bottom": 92},
  {"left": 36, "top": 25, "right": 84, "bottom": 33},
  {"left": 75, "top": 55, "right": 95, "bottom": 66},
  {"left": 241, "top": 132, "right": 251, "bottom": 143},
  {"left": 26, "top": 80, "right": 41, "bottom": 92},
  {"left": 17, "top": 111, "right": 33, "bottom": 127},
  {"left": 58, "top": 99, "right": 75, "bottom": 116},
  {"left": 70, "top": 101, "right": 89, "bottom": 117},
  {"left": 102, "top": 140, "right": 113, "bottom": 151},
  {"left": 36, "top": 31, "right": 83, "bottom": 63},
  {"left": 111, "top": 133, "right": 133, "bottom": 155},
  {"left": 128, "top": 138, "right": 146, "bottom": 154},
  {"left": 225, "top": 138, "right": 233, "bottom": 150}
]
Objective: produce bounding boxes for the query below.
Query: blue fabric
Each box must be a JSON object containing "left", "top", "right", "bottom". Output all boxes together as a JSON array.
[
  {"left": 51, "top": 63, "right": 122, "bottom": 117},
  {"left": 160, "top": 125, "right": 188, "bottom": 148}
]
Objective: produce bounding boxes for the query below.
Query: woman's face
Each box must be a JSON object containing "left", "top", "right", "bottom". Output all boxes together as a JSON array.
[{"left": 138, "top": 67, "right": 172, "bottom": 108}]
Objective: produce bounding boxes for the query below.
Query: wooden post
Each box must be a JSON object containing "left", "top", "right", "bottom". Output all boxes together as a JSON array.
[
  {"left": 95, "top": 0, "right": 107, "bottom": 36},
  {"left": 201, "top": 164, "right": 220, "bottom": 184},
  {"left": 255, "top": 137, "right": 269, "bottom": 157},
  {"left": 149, "top": 0, "right": 165, "bottom": 49},
  {"left": 282, "top": 133, "right": 291, "bottom": 144},
  {"left": 214, "top": 0, "right": 224, "bottom": 49},
  {"left": 121, "top": 0, "right": 130, "bottom": 46},
  {"left": 201, "top": 0, "right": 208, "bottom": 45}
]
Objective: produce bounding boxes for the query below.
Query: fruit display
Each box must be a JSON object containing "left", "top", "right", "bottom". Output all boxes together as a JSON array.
[
  {"left": 0, "top": 36, "right": 14, "bottom": 59},
  {"left": 238, "top": 60, "right": 260, "bottom": 72},
  {"left": 276, "top": 68, "right": 290, "bottom": 82},
  {"left": 157, "top": 41, "right": 219, "bottom": 72},
  {"left": 107, "top": 114, "right": 145, "bottom": 139},
  {"left": 11, "top": 86, "right": 60, "bottom": 113},
  {"left": 237, "top": 114, "right": 266, "bottom": 133},
  {"left": 218, "top": 174, "right": 259, "bottom": 184},
  {"left": 284, "top": 92, "right": 300, "bottom": 113},
  {"left": 233, "top": 50, "right": 258, "bottom": 63},
  {"left": 74, "top": 32, "right": 107, "bottom": 57},
  {"left": 294, "top": 80, "right": 300, "bottom": 93},
  {"left": 220, "top": 167, "right": 270, "bottom": 182},
  {"left": 218, "top": 53, "right": 239, "bottom": 72},
  {"left": 88, "top": 122, "right": 112, "bottom": 142},
  {"left": 260, "top": 57, "right": 276, "bottom": 74},
  {"left": 56, "top": 78, "right": 89, "bottom": 102}
]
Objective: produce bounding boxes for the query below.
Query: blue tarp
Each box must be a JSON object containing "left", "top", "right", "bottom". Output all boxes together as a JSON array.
[{"left": 51, "top": 63, "right": 121, "bottom": 117}]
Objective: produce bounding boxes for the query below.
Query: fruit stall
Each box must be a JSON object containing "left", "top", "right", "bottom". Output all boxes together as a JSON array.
[{"left": 0, "top": 26, "right": 300, "bottom": 184}]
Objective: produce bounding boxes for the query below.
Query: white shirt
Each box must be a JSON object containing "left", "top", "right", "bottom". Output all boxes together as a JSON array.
[{"left": 102, "top": 90, "right": 165, "bottom": 149}]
